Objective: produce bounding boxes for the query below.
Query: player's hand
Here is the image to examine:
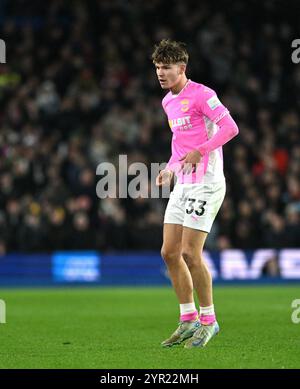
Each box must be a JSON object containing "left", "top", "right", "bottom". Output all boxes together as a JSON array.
[
  {"left": 179, "top": 150, "right": 202, "bottom": 174},
  {"left": 156, "top": 169, "right": 173, "bottom": 186}
]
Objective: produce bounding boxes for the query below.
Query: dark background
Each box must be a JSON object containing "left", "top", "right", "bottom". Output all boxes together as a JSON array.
[{"left": 0, "top": 0, "right": 300, "bottom": 254}]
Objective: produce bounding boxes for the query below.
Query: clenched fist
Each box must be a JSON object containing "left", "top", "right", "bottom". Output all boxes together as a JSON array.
[{"left": 156, "top": 169, "right": 174, "bottom": 186}]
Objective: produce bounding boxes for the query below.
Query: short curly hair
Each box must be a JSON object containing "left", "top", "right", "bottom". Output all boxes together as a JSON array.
[{"left": 151, "top": 39, "right": 189, "bottom": 65}]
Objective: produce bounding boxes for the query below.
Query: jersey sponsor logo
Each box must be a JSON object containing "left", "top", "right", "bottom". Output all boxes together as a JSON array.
[
  {"left": 207, "top": 95, "right": 221, "bottom": 110},
  {"left": 168, "top": 115, "right": 191, "bottom": 130},
  {"left": 180, "top": 99, "right": 189, "bottom": 112}
]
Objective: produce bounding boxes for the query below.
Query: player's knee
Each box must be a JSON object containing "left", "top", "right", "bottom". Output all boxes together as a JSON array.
[
  {"left": 182, "top": 249, "right": 202, "bottom": 269},
  {"left": 161, "top": 247, "right": 180, "bottom": 265}
]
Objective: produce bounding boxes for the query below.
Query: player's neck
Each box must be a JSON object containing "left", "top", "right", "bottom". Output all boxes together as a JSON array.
[{"left": 170, "top": 76, "right": 189, "bottom": 95}]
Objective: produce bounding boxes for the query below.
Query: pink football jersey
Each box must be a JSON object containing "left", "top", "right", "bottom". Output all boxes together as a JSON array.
[{"left": 162, "top": 80, "right": 229, "bottom": 184}]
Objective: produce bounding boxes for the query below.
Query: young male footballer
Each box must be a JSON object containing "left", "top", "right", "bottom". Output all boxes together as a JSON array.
[{"left": 153, "top": 39, "right": 239, "bottom": 348}]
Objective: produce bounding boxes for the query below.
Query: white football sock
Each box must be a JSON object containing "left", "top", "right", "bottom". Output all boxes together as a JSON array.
[
  {"left": 199, "top": 304, "right": 215, "bottom": 316},
  {"left": 180, "top": 302, "right": 197, "bottom": 315}
]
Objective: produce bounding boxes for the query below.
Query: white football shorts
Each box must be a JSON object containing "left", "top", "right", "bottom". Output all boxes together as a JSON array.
[{"left": 164, "top": 179, "right": 226, "bottom": 232}]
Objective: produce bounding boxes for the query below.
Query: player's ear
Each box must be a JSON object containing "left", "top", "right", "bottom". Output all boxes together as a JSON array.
[{"left": 178, "top": 64, "right": 186, "bottom": 75}]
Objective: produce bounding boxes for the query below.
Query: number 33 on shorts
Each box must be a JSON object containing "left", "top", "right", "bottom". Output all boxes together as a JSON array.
[
  {"left": 185, "top": 198, "right": 207, "bottom": 216},
  {"left": 163, "top": 180, "right": 226, "bottom": 232}
]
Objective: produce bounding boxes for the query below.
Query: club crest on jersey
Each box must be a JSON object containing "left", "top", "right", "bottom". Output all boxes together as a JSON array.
[{"left": 180, "top": 99, "right": 189, "bottom": 112}]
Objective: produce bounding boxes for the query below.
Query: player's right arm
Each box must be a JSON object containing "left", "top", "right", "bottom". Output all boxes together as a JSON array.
[
  {"left": 156, "top": 169, "right": 174, "bottom": 186},
  {"left": 157, "top": 99, "right": 176, "bottom": 186}
]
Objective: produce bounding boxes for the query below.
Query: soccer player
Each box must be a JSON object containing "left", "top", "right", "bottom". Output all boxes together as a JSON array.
[{"left": 152, "top": 39, "right": 239, "bottom": 348}]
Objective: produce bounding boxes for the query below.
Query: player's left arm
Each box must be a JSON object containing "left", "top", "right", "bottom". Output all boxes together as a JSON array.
[
  {"left": 198, "top": 113, "right": 239, "bottom": 156},
  {"left": 197, "top": 87, "right": 239, "bottom": 155},
  {"left": 180, "top": 88, "right": 239, "bottom": 173}
]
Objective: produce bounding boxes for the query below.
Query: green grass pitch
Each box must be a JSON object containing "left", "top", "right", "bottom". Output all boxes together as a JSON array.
[{"left": 0, "top": 286, "right": 299, "bottom": 369}]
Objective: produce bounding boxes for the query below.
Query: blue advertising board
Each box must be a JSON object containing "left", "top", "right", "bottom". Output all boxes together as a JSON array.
[{"left": 0, "top": 249, "right": 299, "bottom": 286}]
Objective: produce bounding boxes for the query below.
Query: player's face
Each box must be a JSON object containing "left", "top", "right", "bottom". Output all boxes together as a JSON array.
[{"left": 155, "top": 63, "right": 185, "bottom": 90}]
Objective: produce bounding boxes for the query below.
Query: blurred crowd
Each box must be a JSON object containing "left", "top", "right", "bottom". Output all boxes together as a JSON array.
[{"left": 0, "top": 0, "right": 300, "bottom": 254}]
